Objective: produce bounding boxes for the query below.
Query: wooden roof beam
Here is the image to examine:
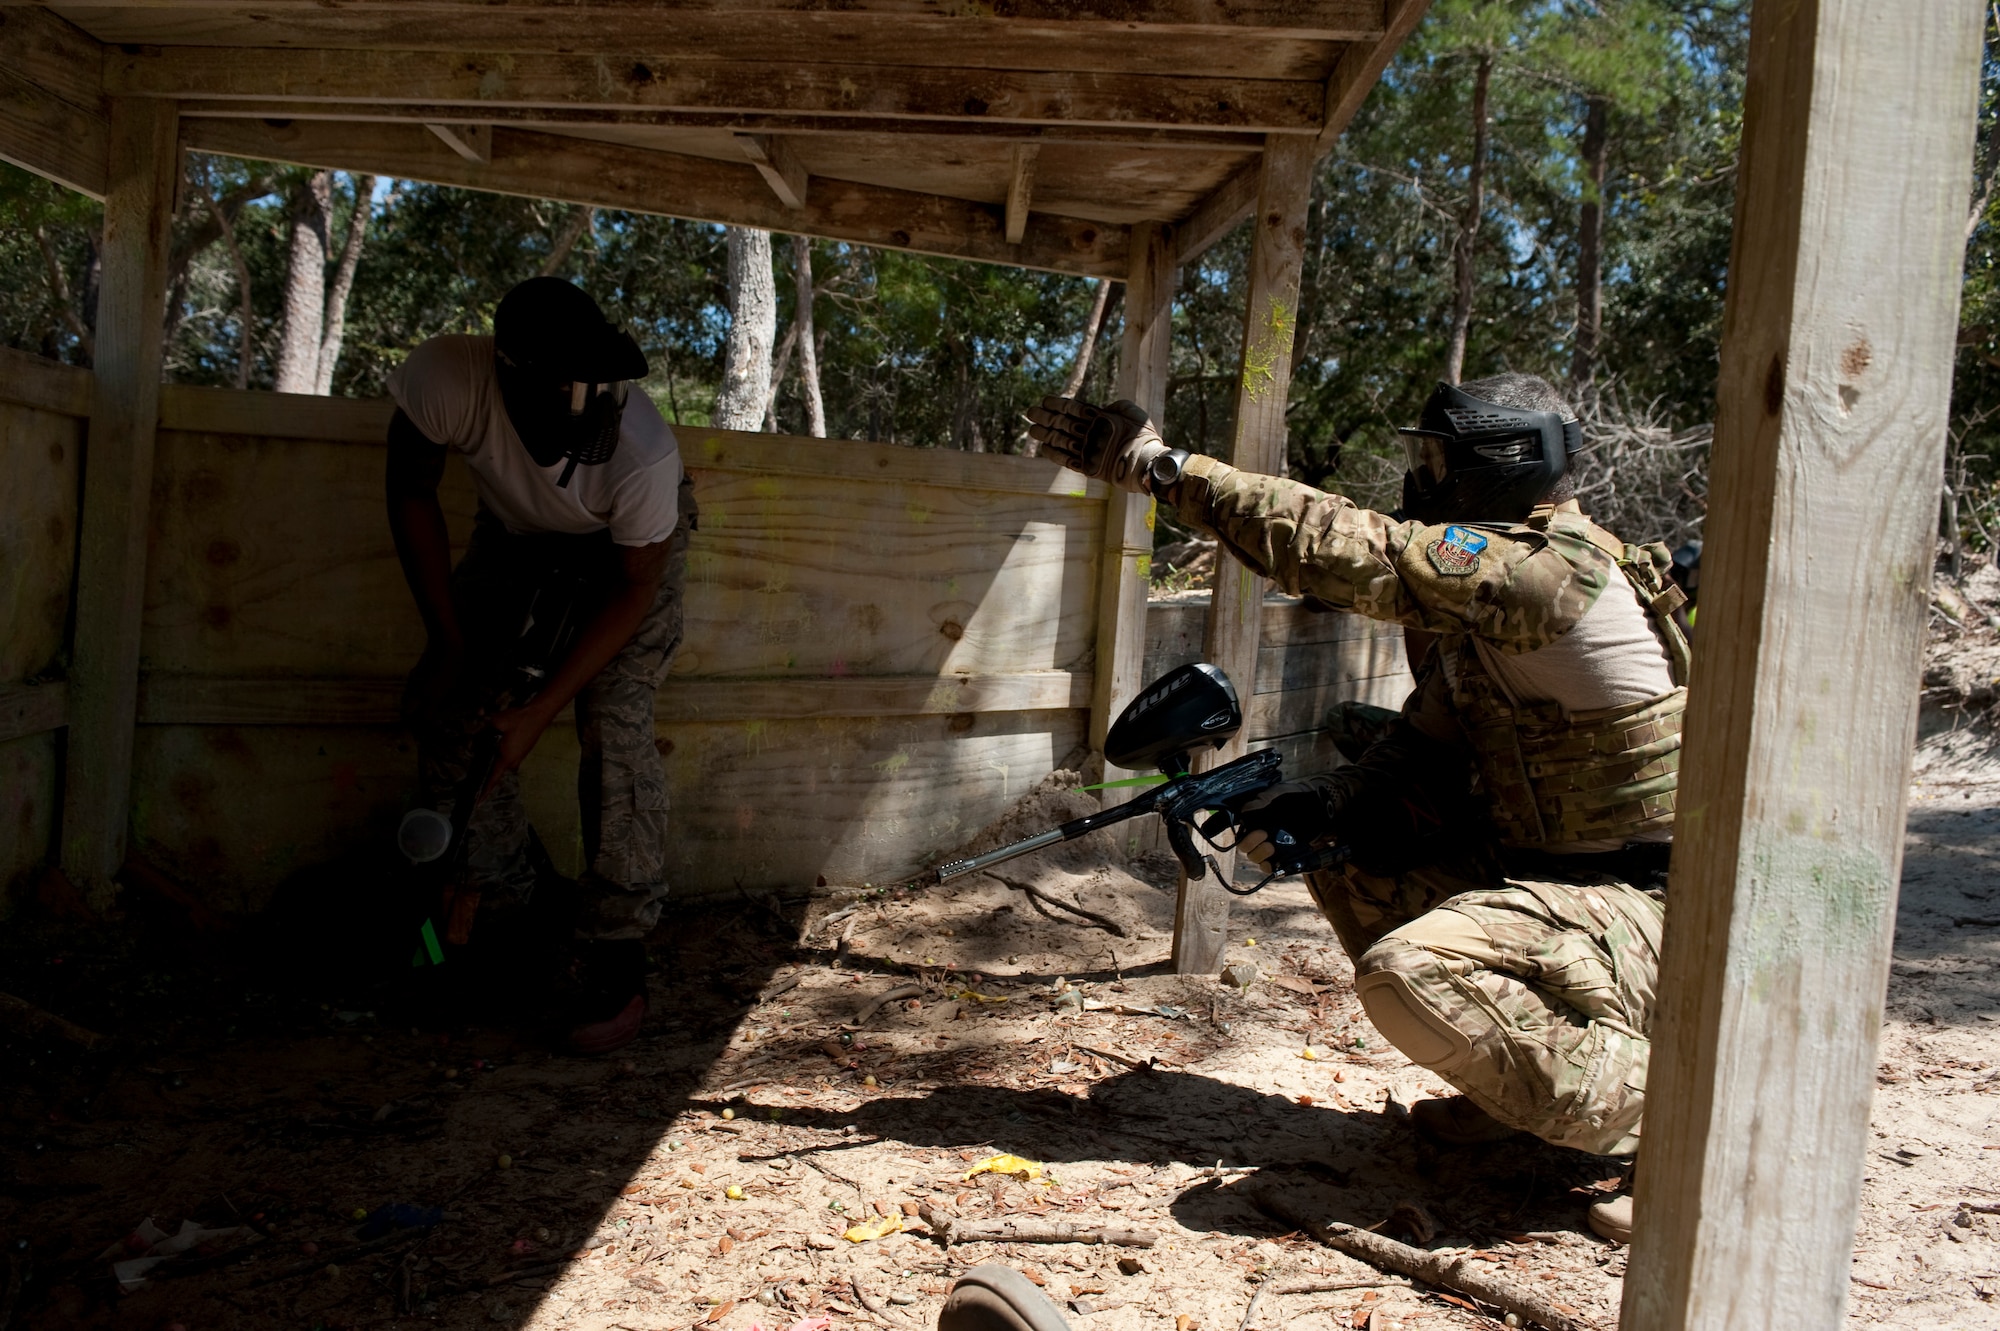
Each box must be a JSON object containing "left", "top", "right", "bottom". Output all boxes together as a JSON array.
[
  {"left": 180, "top": 116, "right": 1129, "bottom": 277},
  {"left": 0, "top": 6, "right": 110, "bottom": 198},
  {"left": 107, "top": 47, "right": 1325, "bottom": 134},
  {"left": 169, "top": 100, "right": 1268, "bottom": 152},
  {"left": 1172, "top": 0, "right": 1431, "bottom": 266},
  {"left": 57, "top": 1, "right": 1391, "bottom": 43},
  {"left": 1005, "top": 143, "right": 1038, "bottom": 245},
  {"left": 737, "top": 132, "right": 807, "bottom": 209}
]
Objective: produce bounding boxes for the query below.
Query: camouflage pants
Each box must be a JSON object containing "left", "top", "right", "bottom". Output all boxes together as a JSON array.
[
  {"left": 1311, "top": 863, "right": 1663, "bottom": 1157},
  {"left": 413, "top": 506, "right": 688, "bottom": 941}
]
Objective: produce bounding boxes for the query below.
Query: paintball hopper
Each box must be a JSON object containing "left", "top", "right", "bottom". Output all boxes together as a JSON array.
[{"left": 1105, "top": 661, "right": 1242, "bottom": 776}]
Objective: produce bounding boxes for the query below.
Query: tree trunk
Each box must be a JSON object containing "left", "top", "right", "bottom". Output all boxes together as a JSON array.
[
  {"left": 1570, "top": 95, "right": 1609, "bottom": 389},
  {"left": 1443, "top": 52, "right": 1493, "bottom": 386},
  {"left": 712, "top": 226, "right": 777, "bottom": 431},
  {"left": 539, "top": 205, "right": 596, "bottom": 277},
  {"left": 272, "top": 170, "right": 333, "bottom": 395},
  {"left": 314, "top": 173, "right": 375, "bottom": 396},
  {"left": 1060, "top": 278, "right": 1114, "bottom": 399},
  {"left": 34, "top": 224, "right": 93, "bottom": 362},
  {"left": 793, "top": 234, "right": 826, "bottom": 438}
]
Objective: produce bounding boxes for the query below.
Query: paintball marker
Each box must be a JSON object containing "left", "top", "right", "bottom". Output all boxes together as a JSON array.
[{"left": 933, "top": 663, "right": 1348, "bottom": 895}]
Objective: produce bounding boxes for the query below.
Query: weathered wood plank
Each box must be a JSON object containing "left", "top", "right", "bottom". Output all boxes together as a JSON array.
[
  {"left": 1091, "top": 220, "right": 1173, "bottom": 769},
  {"left": 1622, "top": 4, "right": 1985, "bottom": 1328},
  {"left": 1177, "top": 134, "right": 1313, "bottom": 974},
  {"left": 59, "top": 97, "right": 178, "bottom": 909},
  {"left": 1005, "top": 143, "right": 1039, "bottom": 244},
  {"left": 1173, "top": 158, "right": 1258, "bottom": 266},
  {"left": 126, "top": 707, "right": 1087, "bottom": 907},
  {"left": 0, "top": 395, "right": 83, "bottom": 684},
  {"left": 134, "top": 670, "right": 1089, "bottom": 726},
  {"left": 0, "top": 732, "right": 60, "bottom": 908},
  {"left": 175, "top": 100, "right": 1265, "bottom": 152},
  {"left": 142, "top": 422, "right": 1102, "bottom": 680},
  {"left": 157, "top": 383, "right": 395, "bottom": 440},
  {"left": 0, "top": 347, "right": 94, "bottom": 416},
  {"left": 0, "top": 6, "right": 107, "bottom": 114},
  {"left": 114, "top": 46, "right": 1326, "bottom": 134},
  {"left": 54, "top": 2, "right": 1388, "bottom": 45},
  {"left": 179, "top": 117, "right": 1130, "bottom": 278},
  {"left": 0, "top": 683, "right": 67, "bottom": 744},
  {"left": 0, "top": 64, "right": 110, "bottom": 200},
  {"left": 1312, "top": 0, "right": 1429, "bottom": 155}
]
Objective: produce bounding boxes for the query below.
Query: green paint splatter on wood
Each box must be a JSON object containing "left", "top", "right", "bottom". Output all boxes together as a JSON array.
[{"left": 1241, "top": 296, "right": 1297, "bottom": 403}]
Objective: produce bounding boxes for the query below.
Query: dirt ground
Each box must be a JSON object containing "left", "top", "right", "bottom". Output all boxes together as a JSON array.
[{"left": 6, "top": 588, "right": 2000, "bottom": 1331}]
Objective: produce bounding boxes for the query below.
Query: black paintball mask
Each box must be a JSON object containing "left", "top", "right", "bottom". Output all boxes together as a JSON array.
[
  {"left": 1396, "top": 381, "right": 1583, "bottom": 525},
  {"left": 493, "top": 277, "right": 651, "bottom": 489}
]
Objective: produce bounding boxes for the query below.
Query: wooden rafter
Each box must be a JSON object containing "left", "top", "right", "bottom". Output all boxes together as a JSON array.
[
  {"left": 106, "top": 47, "right": 1327, "bottom": 133},
  {"left": 737, "top": 132, "right": 808, "bottom": 209},
  {"left": 1005, "top": 143, "right": 1039, "bottom": 245},
  {"left": 51, "top": 2, "right": 1390, "bottom": 43},
  {"left": 180, "top": 115, "right": 1130, "bottom": 276},
  {"left": 0, "top": 5, "right": 110, "bottom": 196}
]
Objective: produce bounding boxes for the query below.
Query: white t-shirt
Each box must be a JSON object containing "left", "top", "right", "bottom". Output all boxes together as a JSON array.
[{"left": 388, "top": 333, "right": 681, "bottom": 547}]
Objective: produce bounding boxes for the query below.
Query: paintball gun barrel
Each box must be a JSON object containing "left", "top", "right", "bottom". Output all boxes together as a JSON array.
[{"left": 933, "top": 663, "right": 1348, "bottom": 893}]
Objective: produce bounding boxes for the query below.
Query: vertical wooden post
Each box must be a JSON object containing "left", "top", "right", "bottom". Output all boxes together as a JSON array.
[
  {"left": 1090, "top": 221, "right": 1174, "bottom": 779},
  {"left": 59, "top": 98, "right": 178, "bottom": 907},
  {"left": 1623, "top": 4, "right": 1982, "bottom": 1327},
  {"left": 1174, "top": 136, "right": 1315, "bottom": 974}
]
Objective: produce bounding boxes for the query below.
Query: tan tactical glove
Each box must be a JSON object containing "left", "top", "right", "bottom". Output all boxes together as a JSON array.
[{"left": 1026, "top": 395, "right": 1170, "bottom": 493}]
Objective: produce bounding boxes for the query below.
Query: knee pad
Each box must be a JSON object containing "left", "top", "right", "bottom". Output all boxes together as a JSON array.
[{"left": 1355, "top": 948, "right": 1476, "bottom": 1073}]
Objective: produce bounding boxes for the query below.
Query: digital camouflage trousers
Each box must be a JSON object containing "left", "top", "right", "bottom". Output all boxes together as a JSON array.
[
  {"left": 412, "top": 505, "right": 689, "bottom": 941},
  {"left": 1309, "top": 858, "right": 1663, "bottom": 1157}
]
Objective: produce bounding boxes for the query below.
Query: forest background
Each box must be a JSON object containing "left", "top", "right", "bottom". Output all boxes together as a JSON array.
[{"left": 6, "top": 0, "right": 2000, "bottom": 571}]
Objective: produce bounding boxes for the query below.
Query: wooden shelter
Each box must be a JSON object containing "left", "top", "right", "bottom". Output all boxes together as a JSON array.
[{"left": 0, "top": 1, "right": 1987, "bottom": 1326}]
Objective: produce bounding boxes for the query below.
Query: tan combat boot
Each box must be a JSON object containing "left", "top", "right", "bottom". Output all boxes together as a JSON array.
[{"left": 1587, "top": 1162, "right": 1638, "bottom": 1244}]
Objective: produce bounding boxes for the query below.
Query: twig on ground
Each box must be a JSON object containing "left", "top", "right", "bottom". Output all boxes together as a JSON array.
[
  {"left": 850, "top": 1272, "right": 912, "bottom": 1326},
  {"left": 989, "top": 873, "right": 1128, "bottom": 937},
  {"left": 1272, "top": 1279, "right": 1412, "bottom": 1295},
  {"left": 1244, "top": 1176, "right": 1597, "bottom": 1331},
  {"left": 847, "top": 984, "right": 922, "bottom": 1028},
  {"left": 1238, "top": 1281, "right": 1269, "bottom": 1331},
  {"left": 0, "top": 991, "right": 106, "bottom": 1050},
  {"left": 919, "top": 1205, "right": 1155, "bottom": 1248},
  {"left": 757, "top": 971, "right": 804, "bottom": 1003},
  {"left": 1075, "top": 1044, "right": 1154, "bottom": 1072}
]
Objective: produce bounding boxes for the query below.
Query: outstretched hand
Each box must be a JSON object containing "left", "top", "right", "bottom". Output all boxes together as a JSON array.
[{"left": 1025, "top": 395, "right": 1169, "bottom": 492}]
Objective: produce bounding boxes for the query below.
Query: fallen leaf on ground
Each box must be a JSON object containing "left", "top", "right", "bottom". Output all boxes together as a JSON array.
[
  {"left": 964, "top": 1154, "right": 1042, "bottom": 1183},
  {"left": 842, "top": 1214, "right": 902, "bottom": 1242}
]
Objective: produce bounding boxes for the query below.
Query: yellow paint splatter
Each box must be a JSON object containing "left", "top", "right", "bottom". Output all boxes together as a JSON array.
[
  {"left": 1134, "top": 554, "right": 1152, "bottom": 578},
  {"left": 1241, "top": 296, "right": 1297, "bottom": 403},
  {"left": 872, "top": 750, "right": 911, "bottom": 774},
  {"left": 963, "top": 1154, "right": 1041, "bottom": 1183},
  {"left": 905, "top": 501, "right": 932, "bottom": 524}
]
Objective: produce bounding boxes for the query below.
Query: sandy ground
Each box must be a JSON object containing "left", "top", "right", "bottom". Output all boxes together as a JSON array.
[{"left": 4, "top": 708, "right": 1999, "bottom": 1330}]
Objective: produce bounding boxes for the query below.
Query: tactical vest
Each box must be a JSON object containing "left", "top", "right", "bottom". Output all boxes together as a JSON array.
[{"left": 1449, "top": 515, "right": 1692, "bottom": 849}]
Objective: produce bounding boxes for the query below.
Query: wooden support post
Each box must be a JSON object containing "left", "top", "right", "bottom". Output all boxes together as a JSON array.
[
  {"left": 59, "top": 98, "right": 178, "bottom": 909},
  {"left": 737, "top": 132, "right": 808, "bottom": 209},
  {"left": 1006, "top": 143, "right": 1040, "bottom": 245},
  {"left": 1090, "top": 221, "right": 1174, "bottom": 778},
  {"left": 1623, "top": 4, "right": 1983, "bottom": 1327},
  {"left": 1173, "top": 135, "right": 1314, "bottom": 974}
]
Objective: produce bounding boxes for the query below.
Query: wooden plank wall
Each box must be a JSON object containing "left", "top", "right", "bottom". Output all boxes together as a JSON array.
[
  {"left": 0, "top": 348, "right": 89, "bottom": 915},
  {"left": 127, "top": 386, "right": 1108, "bottom": 908},
  {"left": 0, "top": 363, "right": 1413, "bottom": 913},
  {"left": 1143, "top": 591, "right": 1413, "bottom": 778}
]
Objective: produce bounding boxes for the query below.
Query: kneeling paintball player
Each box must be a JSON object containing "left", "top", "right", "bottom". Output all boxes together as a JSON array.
[
  {"left": 386, "top": 277, "right": 693, "bottom": 1055},
  {"left": 1029, "top": 375, "right": 1688, "bottom": 1243}
]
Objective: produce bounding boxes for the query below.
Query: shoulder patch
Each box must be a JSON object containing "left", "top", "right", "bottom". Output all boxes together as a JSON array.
[{"left": 1426, "top": 524, "right": 1489, "bottom": 577}]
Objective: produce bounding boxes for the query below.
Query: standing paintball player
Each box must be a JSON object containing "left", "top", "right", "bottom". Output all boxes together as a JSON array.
[
  {"left": 386, "top": 277, "right": 693, "bottom": 1055},
  {"left": 1029, "top": 375, "right": 1688, "bottom": 1243}
]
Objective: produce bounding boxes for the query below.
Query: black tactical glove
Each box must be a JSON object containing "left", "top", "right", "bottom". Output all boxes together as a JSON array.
[
  {"left": 1025, "top": 395, "right": 1170, "bottom": 492},
  {"left": 1231, "top": 781, "right": 1335, "bottom": 874}
]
